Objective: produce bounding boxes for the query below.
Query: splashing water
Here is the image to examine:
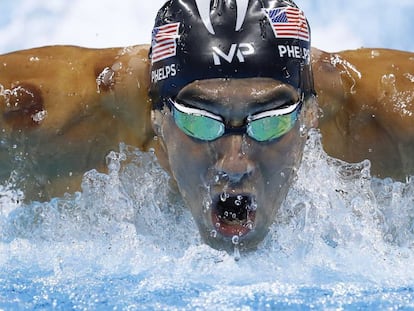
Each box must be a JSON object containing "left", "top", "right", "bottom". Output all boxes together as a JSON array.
[{"left": 1, "top": 132, "right": 414, "bottom": 309}]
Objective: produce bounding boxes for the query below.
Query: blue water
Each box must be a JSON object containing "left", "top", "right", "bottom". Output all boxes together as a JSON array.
[{"left": 1, "top": 131, "right": 414, "bottom": 310}]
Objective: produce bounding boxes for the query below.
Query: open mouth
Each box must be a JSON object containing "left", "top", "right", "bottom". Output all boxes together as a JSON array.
[{"left": 211, "top": 193, "right": 256, "bottom": 237}]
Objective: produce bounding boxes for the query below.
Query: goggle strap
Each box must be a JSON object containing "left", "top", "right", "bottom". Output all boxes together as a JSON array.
[
  {"left": 250, "top": 100, "right": 301, "bottom": 120},
  {"left": 169, "top": 99, "right": 223, "bottom": 122}
]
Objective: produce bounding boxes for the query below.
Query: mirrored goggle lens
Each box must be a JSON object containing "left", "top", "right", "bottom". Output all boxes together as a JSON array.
[
  {"left": 173, "top": 106, "right": 225, "bottom": 141},
  {"left": 170, "top": 98, "right": 301, "bottom": 142},
  {"left": 247, "top": 109, "right": 299, "bottom": 142}
]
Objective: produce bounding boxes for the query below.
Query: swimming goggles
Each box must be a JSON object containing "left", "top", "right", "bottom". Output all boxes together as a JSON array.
[{"left": 168, "top": 98, "right": 302, "bottom": 142}]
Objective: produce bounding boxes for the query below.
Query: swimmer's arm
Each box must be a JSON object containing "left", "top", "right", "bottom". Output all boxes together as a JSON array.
[
  {"left": 0, "top": 44, "right": 157, "bottom": 199},
  {"left": 0, "top": 44, "right": 154, "bottom": 149},
  {"left": 313, "top": 47, "right": 414, "bottom": 179}
]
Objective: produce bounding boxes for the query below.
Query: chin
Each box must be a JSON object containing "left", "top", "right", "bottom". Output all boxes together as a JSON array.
[{"left": 198, "top": 219, "right": 270, "bottom": 252}]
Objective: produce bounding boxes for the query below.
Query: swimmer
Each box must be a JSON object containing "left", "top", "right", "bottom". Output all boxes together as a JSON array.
[{"left": 0, "top": 0, "right": 413, "bottom": 251}]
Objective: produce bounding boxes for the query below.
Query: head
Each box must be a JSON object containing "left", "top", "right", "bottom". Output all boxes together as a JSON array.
[{"left": 149, "top": 0, "right": 315, "bottom": 251}]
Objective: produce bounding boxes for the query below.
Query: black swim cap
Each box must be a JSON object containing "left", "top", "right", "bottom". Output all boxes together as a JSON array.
[{"left": 149, "top": 0, "right": 314, "bottom": 109}]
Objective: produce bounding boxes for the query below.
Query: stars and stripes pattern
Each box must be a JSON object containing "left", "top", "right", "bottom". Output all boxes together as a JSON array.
[
  {"left": 151, "top": 22, "right": 180, "bottom": 64},
  {"left": 266, "top": 7, "right": 309, "bottom": 42}
]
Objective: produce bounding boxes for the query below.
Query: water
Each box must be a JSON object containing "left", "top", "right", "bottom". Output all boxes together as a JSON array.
[{"left": 0, "top": 130, "right": 414, "bottom": 310}]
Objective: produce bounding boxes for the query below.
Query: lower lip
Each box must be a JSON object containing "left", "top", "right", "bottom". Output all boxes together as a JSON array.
[{"left": 211, "top": 207, "right": 256, "bottom": 238}]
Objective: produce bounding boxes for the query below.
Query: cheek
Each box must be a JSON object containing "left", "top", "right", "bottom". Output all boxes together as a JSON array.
[
  {"left": 161, "top": 118, "right": 212, "bottom": 186},
  {"left": 257, "top": 128, "right": 306, "bottom": 185}
]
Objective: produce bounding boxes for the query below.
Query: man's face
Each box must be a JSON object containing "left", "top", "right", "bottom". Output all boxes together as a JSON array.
[{"left": 152, "top": 78, "right": 308, "bottom": 251}]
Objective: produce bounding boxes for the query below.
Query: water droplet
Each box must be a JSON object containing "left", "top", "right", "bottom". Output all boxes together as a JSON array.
[
  {"left": 220, "top": 192, "right": 229, "bottom": 202},
  {"left": 232, "top": 235, "right": 239, "bottom": 245},
  {"left": 246, "top": 221, "right": 254, "bottom": 230},
  {"left": 404, "top": 73, "right": 414, "bottom": 83},
  {"left": 96, "top": 67, "right": 115, "bottom": 93},
  {"left": 233, "top": 245, "right": 240, "bottom": 261},
  {"left": 203, "top": 197, "right": 212, "bottom": 213},
  {"left": 371, "top": 50, "right": 380, "bottom": 58},
  {"left": 234, "top": 200, "right": 241, "bottom": 206},
  {"left": 232, "top": 236, "right": 240, "bottom": 261},
  {"left": 210, "top": 230, "right": 217, "bottom": 238},
  {"left": 283, "top": 67, "right": 291, "bottom": 79},
  {"left": 299, "top": 124, "right": 307, "bottom": 137},
  {"left": 32, "top": 110, "right": 47, "bottom": 123},
  {"left": 248, "top": 202, "right": 257, "bottom": 211},
  {"left": 381, "top": 73, "right": 396, "bottom": 86}
]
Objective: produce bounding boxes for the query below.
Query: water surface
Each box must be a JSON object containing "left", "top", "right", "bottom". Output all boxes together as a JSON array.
[{"left": 1, "top": 130, "right": 414, "bottom": 309}]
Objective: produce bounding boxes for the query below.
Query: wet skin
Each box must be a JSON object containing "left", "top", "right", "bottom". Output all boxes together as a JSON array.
[{"left": 152, "top": 78, "right": 309, "bottom": 251}]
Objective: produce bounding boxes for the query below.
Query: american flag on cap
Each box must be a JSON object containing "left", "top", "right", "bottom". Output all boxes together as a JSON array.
[
  {"left": 151, "top": 22, "right": 180, "bottom": 64},
  {"left": 265, "top": 7, "right": 309, "bottom": 42}
]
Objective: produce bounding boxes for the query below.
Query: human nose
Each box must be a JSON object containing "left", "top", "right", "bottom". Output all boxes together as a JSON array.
[{"left": 213, "top": 135, "right": 255, "bottom": 183}]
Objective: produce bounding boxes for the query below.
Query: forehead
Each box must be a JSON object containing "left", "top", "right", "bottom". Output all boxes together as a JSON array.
[{"left": 175, "top": 78, "right": 300, "bottom": 118}]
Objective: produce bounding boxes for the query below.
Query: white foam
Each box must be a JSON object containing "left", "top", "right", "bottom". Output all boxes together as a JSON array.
[{"left": 1, "top": 131, "right": 413, "bottom": 297}]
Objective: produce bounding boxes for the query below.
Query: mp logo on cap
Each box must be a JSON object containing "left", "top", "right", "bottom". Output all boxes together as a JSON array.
[{"left": 212, "top": 43, "right": 255, "bottom": 65}]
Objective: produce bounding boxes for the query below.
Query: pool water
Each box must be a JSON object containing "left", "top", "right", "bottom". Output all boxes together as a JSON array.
[{"left": 1, "top": 130, "right": 414, "bottom": 310}]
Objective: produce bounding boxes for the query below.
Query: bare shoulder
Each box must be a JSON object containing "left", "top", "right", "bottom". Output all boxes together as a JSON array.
[
  {"left": 312, "top": 47, "right": 414, "bottom": 179},
  {"left": 0, "top": 44, "right": 155, "bottom": 199},
  {"left": 0, "top": 44, "right": 152, "bottom": 136}
]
